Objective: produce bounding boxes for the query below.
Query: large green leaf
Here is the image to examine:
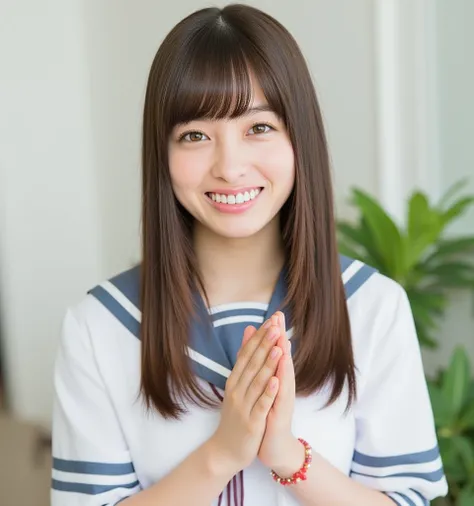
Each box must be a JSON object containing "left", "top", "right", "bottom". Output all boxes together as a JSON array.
[
  {"left": 438, "top": 178, "right": 469, "bottom": 209},
  {"left": 336, "top": 222, "right": 381, "bottom": 267},
  {"left": 431, "top": 498, "right": 450, "bottom": 506},
  {"left": 415, "top": 324, "right": 438, "bottom": 349},
  {"left": 439, "top": 436, "right": 468, "bottom": 481},
  {"left": 459, "top": 485, "right": 474, "bottom": 506},
  {"left": 442, "top": 347, "right": 471, "bottom": 418},
  {"left": 407, "top": 288, "right": 445, "bottom": 347},
  {"left": 404, "top": 264, "right": 428, "bottom": 288},
  {"left": 428, "top": 383, "right": 456, "bottom": 427},
  {"left": 442, "top": 196, "right": 474, "bottom": 226},
  {"left": 408, "top": 289, "right": 447, "bottom": 315},
  {"left": 407, "top": 192, "right": 431, "bottom": 240},
  {"left": 425, "top": 237, "right": 474, "bottom": 263},
  {"left": 337, "top": 222, "right": 371, "bottom": 252},
  {"left": 351, "top": 189, "right": 405, "bottom": 278},
  {"left": 468, "top": 380, "right": 474, "bottom": 404},
  {"left": 423, "top": 262, "right": 474, "bottom": 288},
  {"left": 451, "top": 436, "right": 474, "bottom": 475},
  {"left": 359, "top": 216, "right": 386, "bottom": 269},
  {"left": 411, "top": 303, "right": 438, "bottom": 329},
  {"left": 459, "top": 403, "right": 474, "bottom": 431},
  {"left": 406, "top": 192, "right": 444, "bottom": 269}
]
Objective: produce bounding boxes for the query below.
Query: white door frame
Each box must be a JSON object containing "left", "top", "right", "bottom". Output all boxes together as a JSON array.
[{"left": 373, "top": 0, "right": 441, "bottom": 224}]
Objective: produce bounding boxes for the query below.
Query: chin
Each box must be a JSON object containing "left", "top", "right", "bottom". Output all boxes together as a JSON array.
[{"left": 208, "top": 222, "right": 267, "bottom": 240}]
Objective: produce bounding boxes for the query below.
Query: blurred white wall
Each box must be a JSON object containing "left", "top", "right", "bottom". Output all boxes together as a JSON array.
[
  {"left": 435, "top": 0, "right": 474, "bottom": 228},
  {"left": 0, "top": 1, "right": 104, "bottom": 427}
]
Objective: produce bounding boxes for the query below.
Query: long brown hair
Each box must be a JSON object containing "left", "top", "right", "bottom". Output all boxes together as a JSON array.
[{"left": 140, "top": 4, "right": 355, "bottom": 419}]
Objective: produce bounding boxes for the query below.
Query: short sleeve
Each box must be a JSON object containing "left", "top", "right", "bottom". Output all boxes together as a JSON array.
[
  {"left": 350, "top": 282, "right": 448, "bottom": 505},
  {"left": 51, "top": 306, "right": 141, "bottom": 505}
]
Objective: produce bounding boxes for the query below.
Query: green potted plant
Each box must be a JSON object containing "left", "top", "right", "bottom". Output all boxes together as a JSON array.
[{"left": 337, "top": 179, "right": 474, "bottom": 348}]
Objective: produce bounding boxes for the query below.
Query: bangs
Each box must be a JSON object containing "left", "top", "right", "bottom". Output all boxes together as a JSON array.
[{"left": 165, "top": 26, "right": 285, "bottom": 128}]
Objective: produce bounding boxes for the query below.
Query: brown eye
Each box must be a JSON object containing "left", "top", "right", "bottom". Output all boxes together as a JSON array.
[
  {"left": 249, "top": 123, "right": 273, "bottom": 135},
  {"left": 180, "top": 131, "right": 208, "bottom": 142}
]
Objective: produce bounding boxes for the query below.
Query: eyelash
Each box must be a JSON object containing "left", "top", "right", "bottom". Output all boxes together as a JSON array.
[{"left": 178, "top": 122, "right": 276, "bottom": 143}]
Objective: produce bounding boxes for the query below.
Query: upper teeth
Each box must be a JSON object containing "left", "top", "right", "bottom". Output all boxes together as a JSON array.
[{"left": 209, "top": 188, "right": 260, "bottom": 204}]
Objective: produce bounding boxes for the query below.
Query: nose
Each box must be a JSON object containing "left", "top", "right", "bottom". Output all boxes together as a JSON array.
[{"left": 210, "top": 137, "right": 247, "bottom": 183}]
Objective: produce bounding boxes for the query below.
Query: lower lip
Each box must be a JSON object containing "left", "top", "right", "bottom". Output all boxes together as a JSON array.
[{"left": 206, "top": 190, "right": 263, "bottom": 214}]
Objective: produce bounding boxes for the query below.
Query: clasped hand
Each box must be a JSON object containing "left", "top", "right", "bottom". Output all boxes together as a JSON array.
[{"left": 210, "top": 311, "right": 298, "bottom": 475}]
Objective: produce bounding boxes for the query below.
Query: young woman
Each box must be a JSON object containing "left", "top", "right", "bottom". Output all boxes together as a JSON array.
[{"left": 51, "top": 4, "right": 448, "bottom": 506}]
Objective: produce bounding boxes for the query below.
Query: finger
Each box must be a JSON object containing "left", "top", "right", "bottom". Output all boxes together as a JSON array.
[
  {"left": 237, "top": 321, "right": 270, "bottom": 361},
  {"left": 275, "top": 333, "right": 286, "bottom": 355},
  {"left": 236, "top": 325, "right": 280, "bottom": 394},
  {"left": 246, "top": 345, "right": 282, "bottom": 407},
  {"left": 276, "top": 311, "right": 290, "bottom": 356},
  {"left": 271, "top": 313, "right": 279, "bottom": 327},
  {"left": 250, "top": 376, "right": 279, "bottom": 422},
  {"left": 272, "top": 354, "right": 294, "bottom": 411},
  {"left": 228, "top": 319, "right": 273, "bottom": 387},
  {"left": 278, "top": 311, "right": 286, "bottom": 333},
  {"left": 283, "top": 349, "right": 295, "bottom": 387},
  {"left": 241, "top": 325, "right": 257, "bottom": 348},
  {"left": 274, "top": 329, "right": 291, "bottom": 360}
]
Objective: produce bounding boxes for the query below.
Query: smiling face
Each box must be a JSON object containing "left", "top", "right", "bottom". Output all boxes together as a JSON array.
[{"left": 168, "top": 80, "right": 295, "bottom": 239}]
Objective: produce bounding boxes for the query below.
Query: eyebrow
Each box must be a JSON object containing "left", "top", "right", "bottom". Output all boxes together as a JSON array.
[{"left": 242, "top": 105, "right": 276, "bottom": 115}]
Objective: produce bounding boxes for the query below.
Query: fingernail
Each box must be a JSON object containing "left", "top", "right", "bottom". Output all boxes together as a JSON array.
[
  {"left": 272, "top": 314, "right": 278, "bottom": 326},
  {"left": 271, "top": 347, "right": 280, "bottom": 359},
  {"left": 263, "top": 319, "right": 271, "bottom": 329},
  {"left": 287, "top": 340, "right": 292, "bottom": 353}
]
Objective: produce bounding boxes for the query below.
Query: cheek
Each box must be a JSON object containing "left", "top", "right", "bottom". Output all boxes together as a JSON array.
[
  {"left": 261, "top": 142, "right": 295, "bottom": 187},
  {"left": 169, "top": 150, "right": 206, "bottom": 194}
]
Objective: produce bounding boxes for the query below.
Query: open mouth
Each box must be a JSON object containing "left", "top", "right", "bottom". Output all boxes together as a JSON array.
[{"left": 205, "top": 187, "right": 264, "bottom": 205}]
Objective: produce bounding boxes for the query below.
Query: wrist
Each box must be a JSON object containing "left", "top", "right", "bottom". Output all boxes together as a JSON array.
[
  {"left": 270, "top": 436, "right": 306, "bottom": 478},
  {"left": 201, "top": 436, "right": 242, "bottom": 482}
]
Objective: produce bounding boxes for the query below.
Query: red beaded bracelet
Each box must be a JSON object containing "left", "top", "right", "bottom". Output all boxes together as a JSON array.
[{"left": 270, "top": 438, "right": 313, "bottom": 486}]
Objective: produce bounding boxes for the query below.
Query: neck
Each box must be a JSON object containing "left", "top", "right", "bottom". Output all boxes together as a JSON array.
[{"left": 194, "top": 217, "right": 285, "bottom": 306}]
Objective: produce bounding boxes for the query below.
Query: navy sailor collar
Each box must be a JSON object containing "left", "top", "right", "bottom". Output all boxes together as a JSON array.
[{"left": 89, "top": 255, "right": 376, "bottom": 390}]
